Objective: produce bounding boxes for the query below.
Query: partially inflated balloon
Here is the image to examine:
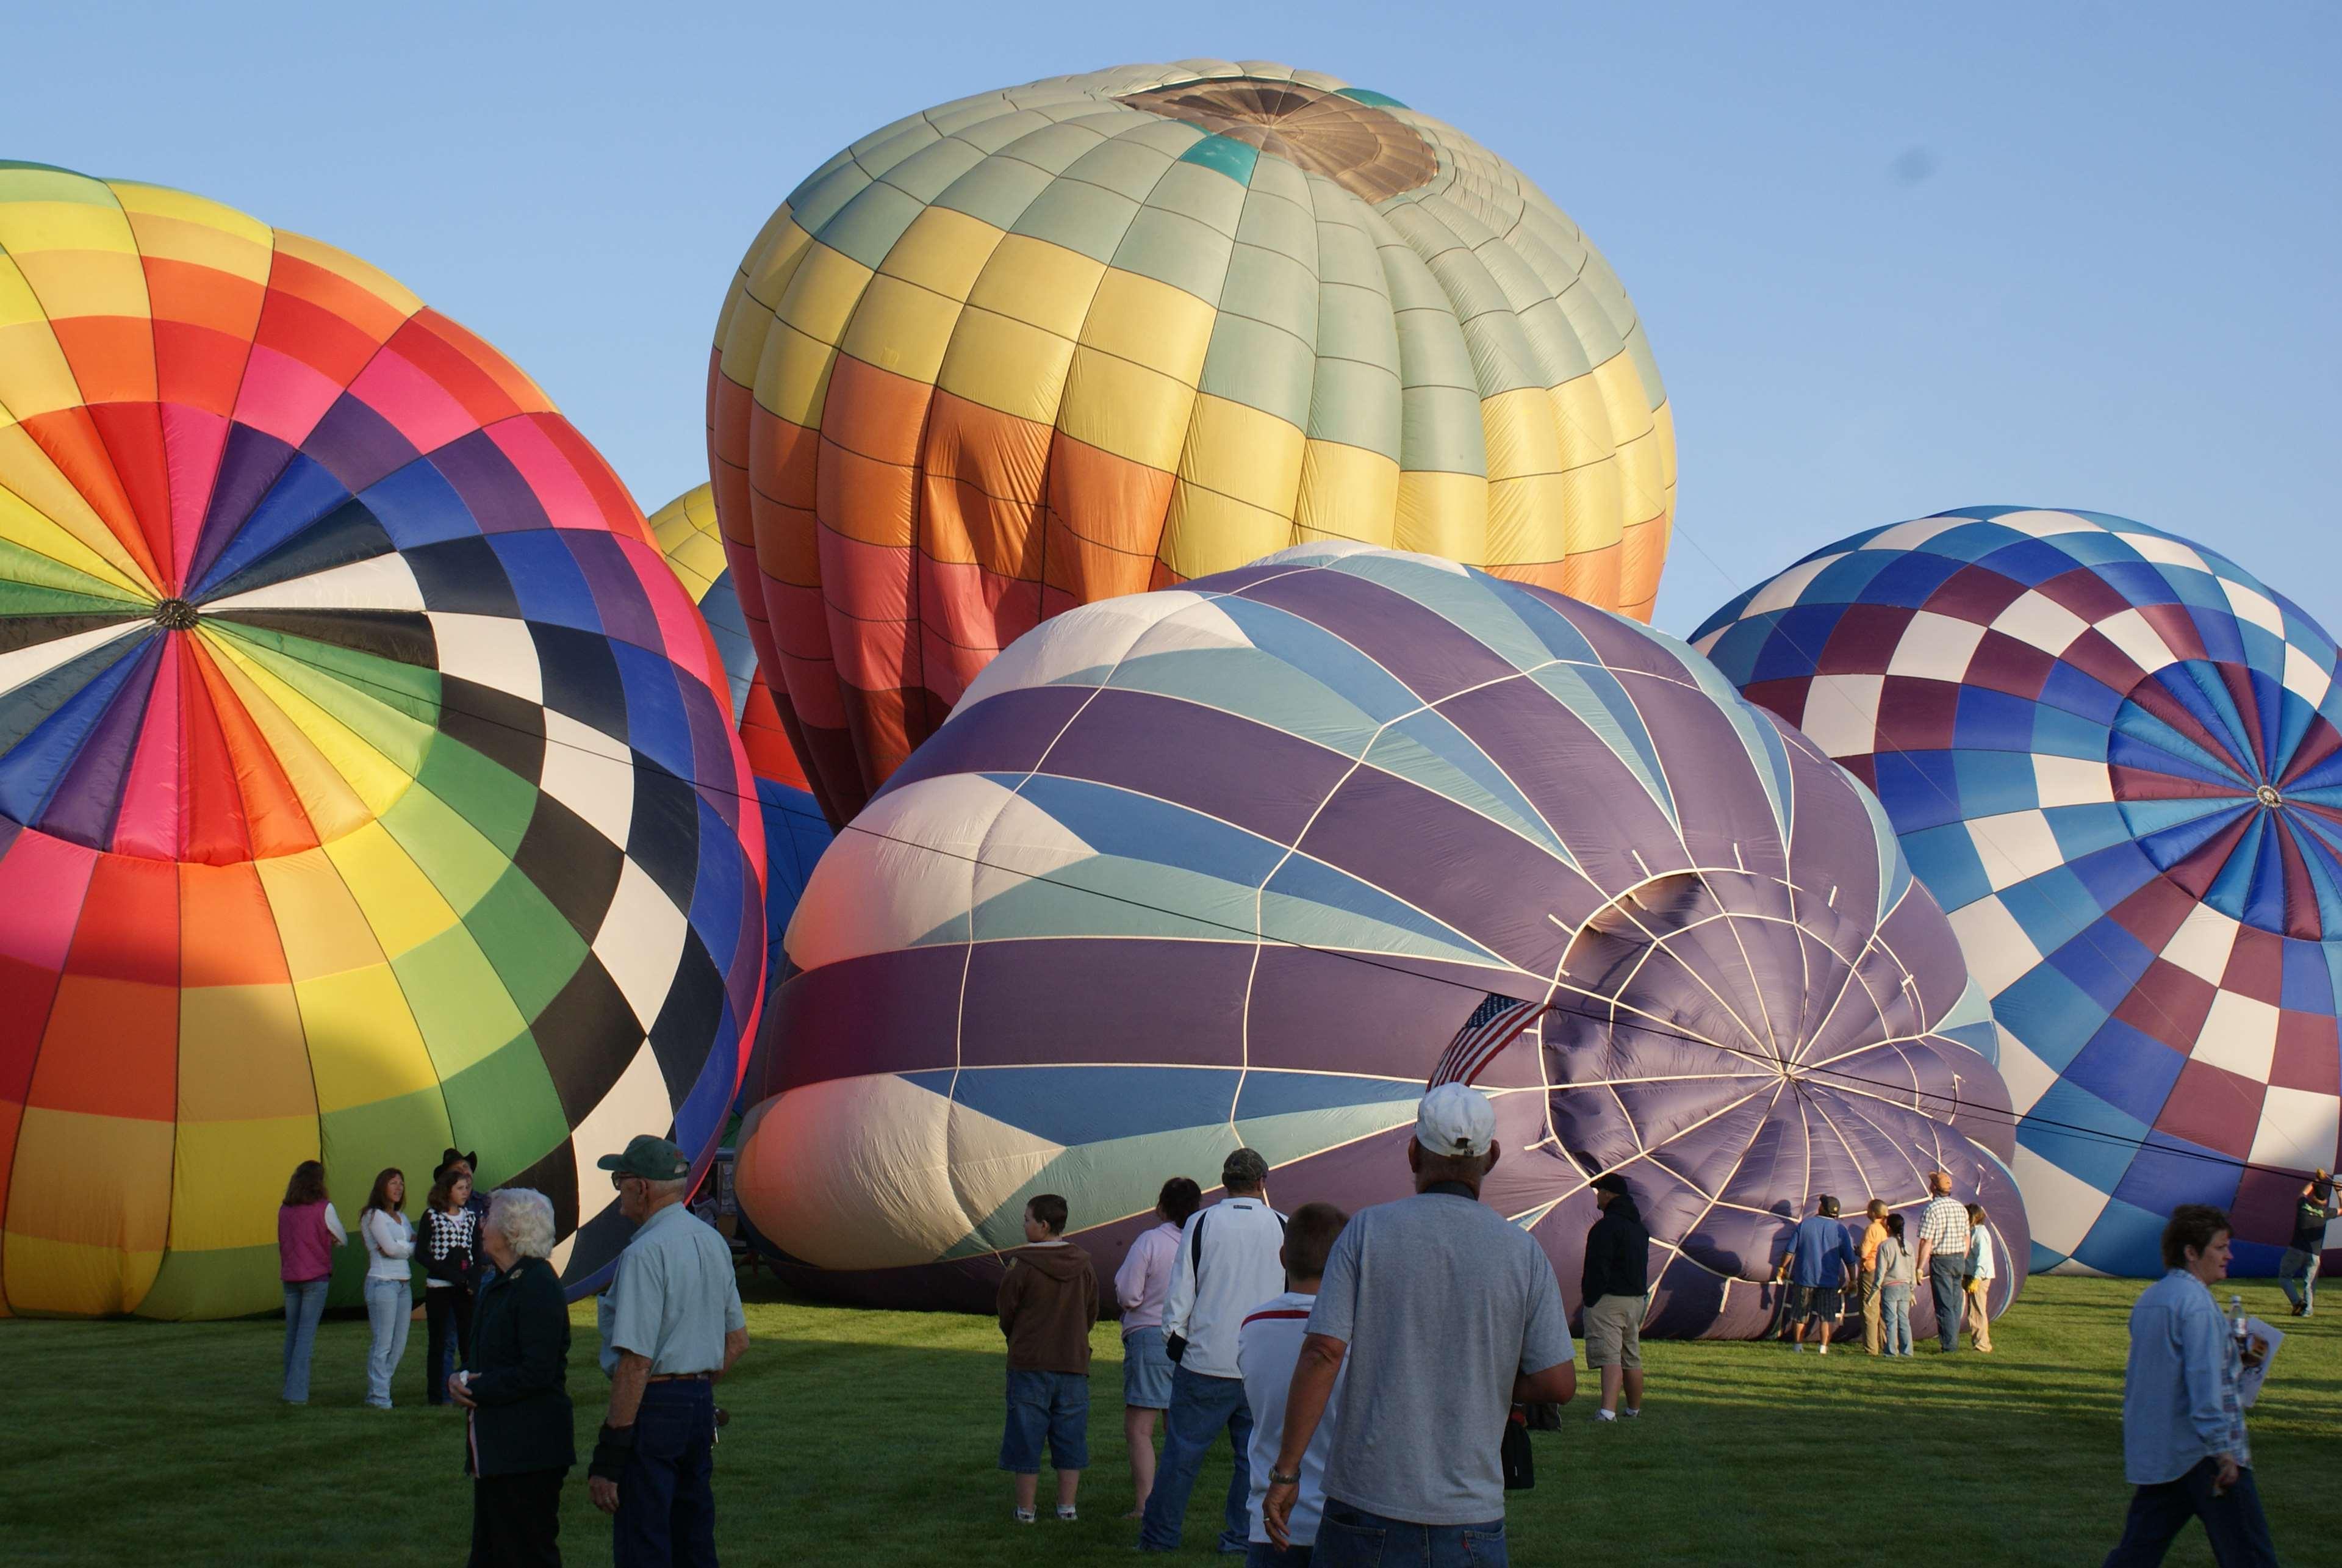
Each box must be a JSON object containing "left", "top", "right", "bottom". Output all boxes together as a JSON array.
[
  {"left": 709, "top": 60, "right": 1675, "bottom": 824},
  {"left": 0, "top": 166, "right": 765, "bottom": 1318},
  {"left": 736, "top": 544, "right": 2021, "bottom": 1336},
  {"left": 1695, "top": 508, "right": 2342, "bottom": 1276}
]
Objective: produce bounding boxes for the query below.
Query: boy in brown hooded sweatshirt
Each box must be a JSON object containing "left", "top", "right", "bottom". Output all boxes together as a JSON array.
[{"left": 998, "top": 1193, "right": 1098, "bottom": 1523}]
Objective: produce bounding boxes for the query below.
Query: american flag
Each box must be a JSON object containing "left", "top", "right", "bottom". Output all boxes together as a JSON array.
[{"left": 1429, "top": 993, "right": 1546, "bottom": 1087}]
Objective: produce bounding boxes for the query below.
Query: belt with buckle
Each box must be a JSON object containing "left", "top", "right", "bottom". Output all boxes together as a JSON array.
[{"left": 647, "top": 1372, "right": 714, "bottom": 1382}]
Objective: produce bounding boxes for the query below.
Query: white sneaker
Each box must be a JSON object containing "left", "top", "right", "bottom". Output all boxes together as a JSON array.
[
  {"left": 1817, "top": 1342, "right": 1830, "bottom": 1356},
  {"left": 1593, "top": 1409, "right": 1618, "bottom": 1422},
  {"left": 1014, "top": 1508, "right": 1036, "bottom": 1525},
  {"left": 1621, "top": 1408, "right": 1640, "bottom": 1419},
  {"left": 1057, "top": 1506, "right": 1078, "bottom": 1522}
]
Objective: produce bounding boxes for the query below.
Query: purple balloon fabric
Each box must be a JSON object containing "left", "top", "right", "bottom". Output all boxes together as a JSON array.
[{"left": 737, "top": 544, "right": 2028, "bottom": 1336}]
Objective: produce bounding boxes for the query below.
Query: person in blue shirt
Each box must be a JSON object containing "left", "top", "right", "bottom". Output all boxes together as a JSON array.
[
  {"left": 1772, "top": 1196, "right": 1859, "bottom": 1355},
  {"left": 2102, "top": 1205, "right": 2277, "bottom": 1567}
]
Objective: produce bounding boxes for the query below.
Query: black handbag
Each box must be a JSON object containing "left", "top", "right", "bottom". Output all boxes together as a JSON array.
[{"left": 1501, "top": 1411, "right": 1534, "bottom": 1491}]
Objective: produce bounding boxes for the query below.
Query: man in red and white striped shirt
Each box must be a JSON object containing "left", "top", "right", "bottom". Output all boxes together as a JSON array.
[{"left": 1237, "top": 1203, "right": 1351, "bottom": 1567}]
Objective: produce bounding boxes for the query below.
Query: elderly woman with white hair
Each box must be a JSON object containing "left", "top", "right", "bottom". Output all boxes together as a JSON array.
[{"left": 449, "top": 1188, "right": 575, "bottom": 1566}]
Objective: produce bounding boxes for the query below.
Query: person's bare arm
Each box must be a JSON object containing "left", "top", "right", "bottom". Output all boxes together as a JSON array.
[
  {"left": 606, "top": 1350, "right": 652, "bottom": 1427},
  {"left": 719, "top": 1328, "right": 748, "bottom": 1376},
  {"left": 1263, "top": 1333, "right": 1347, "bottom": 1548},
  {"left": 1515, "top": 1358, "right": 1576, "bottom": 1405},
  {"left": 1916, "top": 1237, "right": 1934, "bottom": 1276}
]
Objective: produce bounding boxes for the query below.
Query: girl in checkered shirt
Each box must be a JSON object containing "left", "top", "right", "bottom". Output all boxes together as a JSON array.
[{"left": 420, "top": 1168, "right": 482, "bottom": 1405}]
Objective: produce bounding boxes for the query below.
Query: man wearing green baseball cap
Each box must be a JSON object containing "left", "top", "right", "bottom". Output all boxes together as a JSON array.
[{"left": 587, "top": 1134, "right": 748, "bottom": 1567}]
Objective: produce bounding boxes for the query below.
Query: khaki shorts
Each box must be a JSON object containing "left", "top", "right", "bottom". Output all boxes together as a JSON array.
[{"left": 1583, "top": 1292, "right": 1644, "bottom": 1369}]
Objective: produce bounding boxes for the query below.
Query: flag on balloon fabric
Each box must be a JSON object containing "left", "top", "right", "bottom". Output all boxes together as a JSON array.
[{"left": 1431, "top": 995, "right": 1548, "bottom": 1088}]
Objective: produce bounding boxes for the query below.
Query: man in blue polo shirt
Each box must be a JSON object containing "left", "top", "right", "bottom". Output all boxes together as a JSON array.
[{"left": 1773, "top": 1196, "right": 1859, "bottom": 1356}]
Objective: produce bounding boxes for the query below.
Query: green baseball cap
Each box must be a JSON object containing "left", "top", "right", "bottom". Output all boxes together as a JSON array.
[{"left": 597, "top": 1134, "right": 690, "bottom": 1181}]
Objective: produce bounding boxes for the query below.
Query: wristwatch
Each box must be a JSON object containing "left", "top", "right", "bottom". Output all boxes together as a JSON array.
[{"left": 1268, "top": 1469, "right": 1302, "bottom": 1488}]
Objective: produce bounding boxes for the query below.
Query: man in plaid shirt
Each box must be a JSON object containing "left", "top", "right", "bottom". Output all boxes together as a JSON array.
[{"left": 1913, "top": 1171, "right": 1973, "bottom": 1354}]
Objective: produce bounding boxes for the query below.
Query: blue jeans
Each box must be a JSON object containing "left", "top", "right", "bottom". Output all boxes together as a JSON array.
[
  {"left": 1881, "top": 1284, "right": 1914, "bottom": 1356},
  {"left": 1000, "top": 1368, "right": 1089, "bottom": 1472},
  {"left": 1137, "top": 1364, "right": 1252, "bottom": 1552},
  {"left": 1315, "top": 1502, "right": 1507, "bottom": 1567},
  {"left": 615, "top": 1378, "right": 717, "bottom": 1568},
  {"left": 281, "top": 1279, "right": 329, "bottom": 1403},
  {"left": 364, "top": 1278, "right": 411, "bottom": 1406},
  {"left": 1247, "top": 1542, "right": 1314, "bottom": 1566},
  {"left": 2102, "top": 1457, "right": 2277, "bottom": 1567},
  {"left": 2279, "top": 1248, "right": 2316, "bottom": 1315},
  {"left": 1929, "top": 1258, "right": 1966, "bottom": 1352}
]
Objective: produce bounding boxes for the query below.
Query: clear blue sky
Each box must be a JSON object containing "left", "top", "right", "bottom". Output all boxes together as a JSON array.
[{"left": 10, "top": 2, "right": 2337, "bottom": 636}]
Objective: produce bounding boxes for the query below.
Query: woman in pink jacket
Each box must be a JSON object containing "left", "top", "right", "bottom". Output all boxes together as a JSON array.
[
  {"left": 1114, "top": 1176, "right": 1202, "bottom": 1517},
  {"left": 277, "top": 1160, "right": 347, "bottom": 1404}
]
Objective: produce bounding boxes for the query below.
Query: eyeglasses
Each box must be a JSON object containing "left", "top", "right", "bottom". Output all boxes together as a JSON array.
[{"left": 611, "top": 1172, "right": 634, "bottom": 1191}]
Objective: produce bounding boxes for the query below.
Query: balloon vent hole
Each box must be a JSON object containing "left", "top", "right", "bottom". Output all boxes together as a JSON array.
[
  {"left": 153, "top": 598, "right": 198, "bottom": 631},
  {"left": 2257, "top": 784, "right": 2282, "bottom": 808},
  {"left": 1116, "top": 77, "right": 1438, "bottom": 201}
]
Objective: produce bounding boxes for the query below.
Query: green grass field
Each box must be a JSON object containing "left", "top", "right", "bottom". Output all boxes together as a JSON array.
[{"left": 3, "top": 1275, "right": 2332, "bottom": 1566}]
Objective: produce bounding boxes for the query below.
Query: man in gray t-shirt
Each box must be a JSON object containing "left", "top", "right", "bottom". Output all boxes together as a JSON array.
[{"left": 1263, "top": 1084, "right": 1575, "bottom": 1565}]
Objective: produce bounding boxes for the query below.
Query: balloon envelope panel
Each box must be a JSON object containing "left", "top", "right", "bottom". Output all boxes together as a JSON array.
[
  {"left": 737, "top": 543, "right": 2021, "bottom": 1334},
  {"left": 644, "top": 484, "right": 833, "bottom": 1111},
  {"left": 0, "top": 166, "right": 765, "bottom": 1317},
  {"left": 708, "top": 59, "right": 1676, "bottom": 825},
  {"left": 1693, "top": 508, "right": 2342, "bottom": 1277}
]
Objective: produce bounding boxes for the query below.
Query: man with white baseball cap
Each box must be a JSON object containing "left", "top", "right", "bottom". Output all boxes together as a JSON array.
[{"left": 1261, "top": 1084, "right": 1575, "bottom": 1567}]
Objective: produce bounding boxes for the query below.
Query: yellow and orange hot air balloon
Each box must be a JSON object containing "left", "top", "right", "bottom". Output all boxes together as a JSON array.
[{"left": 708, "top": 60, "right": 1676, "bottom": 822}]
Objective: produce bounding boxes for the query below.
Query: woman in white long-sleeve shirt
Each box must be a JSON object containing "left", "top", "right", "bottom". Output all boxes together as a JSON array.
[
  {"left": 359, "top": 1168, "right": 415, "bottom": 1409},
  {"left": 1114, "top": 1176, "right": 1202, "bottom": 1517}
]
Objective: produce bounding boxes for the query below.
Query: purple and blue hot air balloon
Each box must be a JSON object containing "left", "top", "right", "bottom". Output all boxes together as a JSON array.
[
  {"left": 735, "top": 544, "right": 2027, "bottom": 1337},
  {"left": 1694, "top": 508, "right": 2342, "bottom": 1278}
]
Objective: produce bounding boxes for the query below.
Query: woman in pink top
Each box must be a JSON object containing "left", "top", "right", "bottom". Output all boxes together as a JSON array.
[
  {"left": 1114, "top": 1176, "right": 1202, "bottom": 1517},
  {"left": 277, "top": 1160, "right": 347, "bottom": 1404}
]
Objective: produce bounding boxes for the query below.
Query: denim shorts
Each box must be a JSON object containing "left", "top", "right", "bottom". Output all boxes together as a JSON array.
[
  {"left": 1000, "top": 1368, "right": 1089, "bottom": 1473},
  {"left": 1122, "top": 1325, "right": 1173, "bottom": 1410}
]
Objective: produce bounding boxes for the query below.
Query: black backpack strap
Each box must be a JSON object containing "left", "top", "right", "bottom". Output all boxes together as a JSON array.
[{"left": 1190, "top": 1210, "right": 1206, "bottom": 1278}]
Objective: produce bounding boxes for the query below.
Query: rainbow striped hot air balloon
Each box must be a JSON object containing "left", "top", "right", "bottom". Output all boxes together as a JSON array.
[
  {"left": 709, "top": 60, "right": 1675, "bottom": 824},
  {"left": 0, "top": 165, "right": 765, "bottom": 1318}
]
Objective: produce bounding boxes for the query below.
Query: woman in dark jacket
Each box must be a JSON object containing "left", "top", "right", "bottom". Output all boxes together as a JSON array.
[{"left": 450, "top": 1187, "right": 573, "bottom": 1566}]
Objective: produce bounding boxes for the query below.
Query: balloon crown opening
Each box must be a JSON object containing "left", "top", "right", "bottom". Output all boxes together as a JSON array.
[
  {"left": 152, "top": 597, "right": 198, "bottom": 631},
  {"left": 1115, "top": 77, "right": 1438, "bottom": 201},
  {"left": 2255, "top": 783, "right": 2282, "bottom": 808}
]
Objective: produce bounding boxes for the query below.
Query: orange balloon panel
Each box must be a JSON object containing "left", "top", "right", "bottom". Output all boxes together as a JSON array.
[{"left": 708, "top": 61, "right": 1676, "bottom": 823}]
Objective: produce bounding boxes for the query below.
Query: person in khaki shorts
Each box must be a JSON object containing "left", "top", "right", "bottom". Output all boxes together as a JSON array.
[
  {"left": 1579, "top": 1173, "right": 1649, "bottom": 1422},
  {"left": 1858, "top": 1199, "right": 1891, "bottom": 1354}
]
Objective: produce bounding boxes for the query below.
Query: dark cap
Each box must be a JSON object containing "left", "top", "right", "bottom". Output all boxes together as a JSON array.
[
  {"left": 597, "top": 1135, "right": 690, "bottom": 1181},
  {"left": 1818, "top": 1194, "right": 1841, "bottom": 1217},
  {"left": 1591, "top": 1173, "right": 1630, "bottom": 1197},
  {"left": 1222, "top": 1147, "right": 1270, "bottom": 1189}
]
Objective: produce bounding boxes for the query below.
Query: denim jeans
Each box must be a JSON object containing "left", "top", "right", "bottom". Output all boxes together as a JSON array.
[
  {"left": 426, "top": 1286, "right": 475, "bottom": 1404},
  {"left": 1000, "top": 1368, "right": 1090, "bottom": 1472},
  {"left": 1247, "top": 1542, "right": 1315, "bottom": 1566},
  {"left": 1880, "top": 1284, "right": 1914, "bottom": 1356},
  {"left": 614, "top": 1378, "right": 717, "bottom": 1568},
  {"left": 2102, "top": 1457, "right": 2277, "bottom": 1567},
  {"left": 363, "top": 1278, "right": 411, "bottom": 1407},
  {"left": 1928, "top": 1258, "right": 1966, "bottom": 1352},
  {"left": 2279, "top": 1248, "right": 2317, "bottom": 1315},
  {"left": 281, "top": 1279, "right": 329, "bottom": 1403},
  {"left": 1314, "top": 1502, "right": 1507, "bottom": 1567},
  {"left": 1137, "top": 1364, "right": 1252, "bottom": 1552}
]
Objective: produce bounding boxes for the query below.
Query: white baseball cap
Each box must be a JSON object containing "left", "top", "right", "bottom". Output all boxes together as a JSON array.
[{"left": 1415, "top": 1082, "right": 1496, "bottom": 1157}]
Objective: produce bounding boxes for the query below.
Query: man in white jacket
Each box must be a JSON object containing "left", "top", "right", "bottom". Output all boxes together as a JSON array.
[{"left": 1137, "top": 1148, "right": 1287, "bottom": 1554}]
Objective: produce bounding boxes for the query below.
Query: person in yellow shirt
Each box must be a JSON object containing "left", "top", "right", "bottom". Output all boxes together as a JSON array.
[{"left": 1858, "top": 1200, "right": 1891, "bottom": 1356}]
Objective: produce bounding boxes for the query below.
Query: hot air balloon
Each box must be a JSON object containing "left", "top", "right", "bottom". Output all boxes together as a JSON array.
[
  {"left": 735, "top": 543, "right": 2023, "bottom": 1337},
  {"left": 0, "top": 165, "right": 765, "bottom": 1318},
  {"left": 644, "top": 484, "right": 833, "bottom": 1106},
  {"left": 1693, "top": 508, "right": 2342, "bottom": 1277},
  {"left": 708, "top": 60, "right": 1676, "bottom": 824}
]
